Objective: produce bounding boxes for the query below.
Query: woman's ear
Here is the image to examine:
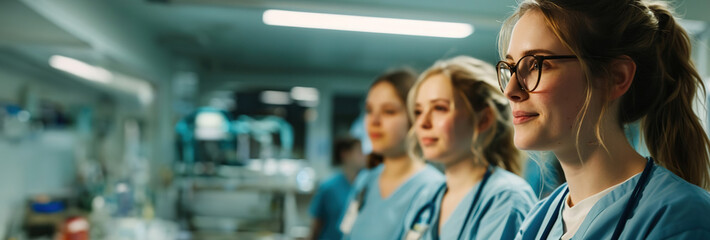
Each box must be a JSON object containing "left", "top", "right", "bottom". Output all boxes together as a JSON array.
[
  {"left": 477, "top": 107, "right": 495, "bottom": 132},
  {"left": 608, "top": 55, "right": 637, "bottom": 100}
]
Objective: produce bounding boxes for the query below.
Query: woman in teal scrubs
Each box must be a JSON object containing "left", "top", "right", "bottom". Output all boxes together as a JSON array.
[
  {"left": 496, "top": 0, "right": 710, "bottom": 239},
  {"left": 400, "top": 56, "right": 537, "bottom": 240},
  {"left": 340, "top": 69, "right": 445, "bottom": 240}
]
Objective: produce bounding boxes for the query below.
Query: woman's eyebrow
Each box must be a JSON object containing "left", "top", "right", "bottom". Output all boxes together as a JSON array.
[
  {"left": 415, "top": 98, "right": 450, "bottom": 106},
  {"left": 522, "top": 49, "right": 557, "bottom": 56},
  {"left": 505, "top": 49, "right": 559, "bottom": 60},
  {"left": 429, "top": 98, "right": 451, "bottom": 103}
]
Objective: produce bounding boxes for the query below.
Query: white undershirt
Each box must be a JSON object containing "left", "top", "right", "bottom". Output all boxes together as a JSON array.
[{"left": 560, "top": 173, "right": 640, "bottom": 240}]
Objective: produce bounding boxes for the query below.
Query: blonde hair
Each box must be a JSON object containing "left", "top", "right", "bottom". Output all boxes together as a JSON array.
[
  {"left": 406, "top": 56, "right": 523, "bottom": 175},
  {"left": 498, "top": 0, "right": 710, "bottom": 189}
]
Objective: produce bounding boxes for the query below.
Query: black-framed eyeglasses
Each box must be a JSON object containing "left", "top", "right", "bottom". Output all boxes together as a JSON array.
[{"left": 496, "top": 55, "right": 577, "bottom": 93}]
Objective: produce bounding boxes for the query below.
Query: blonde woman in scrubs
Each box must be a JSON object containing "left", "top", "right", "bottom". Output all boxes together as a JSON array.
[
  {"left": 341, "top": 69, "right": 445, "bottom": 240},
  {"left": 400, "top": 56, "right": 537, "bottom": 240}
]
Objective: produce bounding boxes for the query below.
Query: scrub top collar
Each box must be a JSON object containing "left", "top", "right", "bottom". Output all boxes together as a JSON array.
[
  {"left": 405, "top": 165, "right": 494, "bottom": 240},
  {"left": 527, "top": 158, "right": 655, "bottom": 240}
]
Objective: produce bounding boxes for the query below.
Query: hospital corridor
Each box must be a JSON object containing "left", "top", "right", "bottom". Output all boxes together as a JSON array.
[{"left": 0, "top": 0, "right": 710, "bottom": 239}]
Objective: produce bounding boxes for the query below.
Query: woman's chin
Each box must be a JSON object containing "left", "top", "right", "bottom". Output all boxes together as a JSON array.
[
  {"left": 421, "top": 153, "right": 440, "bottom": 162},
  {"left": 514, "top": 137, "right": 539, "bottom": 151},
  {"left": 370, "top": 145, "right": 388, "bottom": 155}
]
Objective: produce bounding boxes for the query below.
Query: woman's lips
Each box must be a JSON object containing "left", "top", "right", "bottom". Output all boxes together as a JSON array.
[
  {"left": 420, "top": 137, "right": 438, "bottom": 146},
  {"left": 513, "top": 111, "right": 539, "bottom": 125},
  {"left": 369, "top": 133, "right": 383, "bottom": 140}
]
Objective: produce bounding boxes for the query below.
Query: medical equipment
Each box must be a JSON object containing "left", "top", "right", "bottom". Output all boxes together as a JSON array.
[{"left": 174, "top": 108, "right": 314, "bottom": 238}]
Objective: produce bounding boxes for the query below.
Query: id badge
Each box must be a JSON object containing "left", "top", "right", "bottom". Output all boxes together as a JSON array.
[
  {"left": 403, "top": 223, "right": 429, "bottom": 240},
  {"left": 340, "top": 200, "right": 360, "bottom": 234},
  {"left": 404, "top": 230, "right": 423, "bottom": 240}
]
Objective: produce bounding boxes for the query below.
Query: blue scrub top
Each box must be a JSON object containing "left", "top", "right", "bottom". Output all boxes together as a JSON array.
[
  {"left": 309, "top": 171, "right": 353, "bottom": 240},
  {"left": 401, "top": 167, "right": 537, "bottom": 240},
  {"left": 344, "top": 164, "right": 445, "bottom": 240},
  {"left": 515, "top": 164, "right": 710, "bottom": 240}
]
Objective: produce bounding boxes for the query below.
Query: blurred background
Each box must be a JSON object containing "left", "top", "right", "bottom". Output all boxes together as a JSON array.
[{"left": 0, "top": 0, "right": 708, "bottom": 239}]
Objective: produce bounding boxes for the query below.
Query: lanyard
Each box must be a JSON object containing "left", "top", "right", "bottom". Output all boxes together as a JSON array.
[
  {"left": 405, "top": 167, "right": 493, "bottom": 240},
  {"left": 536, "top": 158, "right": 654, "bottom": 240}
]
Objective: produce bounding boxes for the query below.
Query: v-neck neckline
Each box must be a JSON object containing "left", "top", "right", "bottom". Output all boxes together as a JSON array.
[
  {"left": 432, "top": 176, "right": 487, "bottom": 239},
  {"left": 562, "top": 167, "right": 650, "bottom": 239},
  {"left": 374, "top": 165, "right": 425, "bottom": 201}
]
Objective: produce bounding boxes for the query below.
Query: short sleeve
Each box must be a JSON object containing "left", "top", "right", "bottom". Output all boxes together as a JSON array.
[{"left": 309, "top": 184, "right": 327, "bottom": 220}]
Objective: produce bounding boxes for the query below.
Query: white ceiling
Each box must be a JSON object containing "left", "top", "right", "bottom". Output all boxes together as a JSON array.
[
  {"left": 113, "top": 0, "right": 519, "bottom": 75},
  {"left": 1, "top": 0, "right": 709, "bottom": 93}
]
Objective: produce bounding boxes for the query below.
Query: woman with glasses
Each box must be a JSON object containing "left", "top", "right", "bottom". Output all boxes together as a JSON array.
[
  {"left": 340, "top": 69, "right": 445, "bottom": 240},
  {"left": 497, "top": 0, "right": 710, "bottom": 239},
  {"left": 399, "top": 56, "right": 537, "bottom": 240}
]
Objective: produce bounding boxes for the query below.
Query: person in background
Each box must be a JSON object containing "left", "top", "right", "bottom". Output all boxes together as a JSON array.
[
  {"left": 308, "top": 136, "right": 365, "bottom": 240},
  {"left": 400, "top": 56, "right": 536, "bottom": 240},
  {"left": 340, "top": 69, "right": 445, "bottom": 240},
  {"left": 497, "top": 0, "right": 710, "bottom": 239}
]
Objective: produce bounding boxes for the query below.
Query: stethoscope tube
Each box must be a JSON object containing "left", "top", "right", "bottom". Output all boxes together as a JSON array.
[
  {"left": 610, "top": 158, "right": 654, "bottom": 240},
  {"left": 450, "top": 167, "right": 493, "bottom": 240},
  {"left": 410, "top": 184, "right": 448, "bottom": 227},
  {"left": 405, "top": 167, "right": 493, "bottom": 240}
]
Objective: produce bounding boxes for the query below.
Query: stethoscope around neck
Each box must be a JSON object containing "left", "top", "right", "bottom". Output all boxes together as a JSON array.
[
  {"left": 525, "top": 157, "right": 655, "bottom": 240},
  {"left": 403, "top": 166, "right": 493, "bottom": 240}
]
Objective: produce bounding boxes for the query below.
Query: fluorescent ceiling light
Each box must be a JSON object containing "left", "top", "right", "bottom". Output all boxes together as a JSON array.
[
  {"left": 291, "top": 87, "right": 319, "bottom": 107},
  {"left": 263, "top": 9, "right": 473, "bottom": 38},
  {"left": 290, "top": 86, "right": 319, "bottom": 102},
  {"left": 49, "top": 55, "right": 154, "bottom": 106},
  {"left": 261, "top": 90, "right": 292, "bottom": 105},
  {"left": 49, "top": 55, "right": 113, "bottom": 83}
]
